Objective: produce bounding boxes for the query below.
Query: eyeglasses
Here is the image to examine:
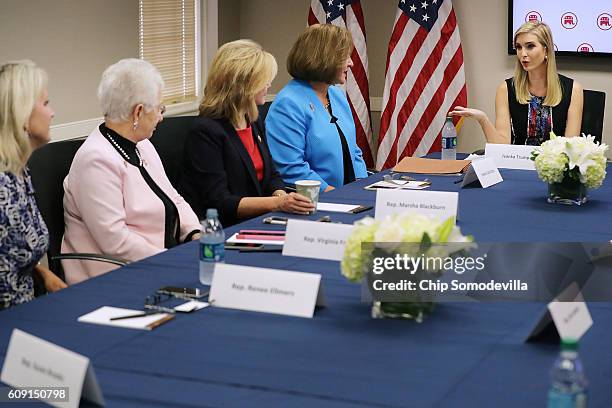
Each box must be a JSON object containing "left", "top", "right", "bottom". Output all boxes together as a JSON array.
[
  {"left": 144, "top": 290, "right": 200, "bottom": 314},
  {"left": 144, "top": 293, "right": 176, "bottom": 313}
]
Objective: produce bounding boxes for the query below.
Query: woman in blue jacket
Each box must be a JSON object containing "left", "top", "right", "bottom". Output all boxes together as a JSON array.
[{"left": 265, "top": 24, "right": 367, "bottom": 192}]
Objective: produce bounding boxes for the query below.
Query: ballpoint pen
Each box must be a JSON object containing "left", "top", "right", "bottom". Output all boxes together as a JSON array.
[{"left": 110, "top": 311, "right": 164, "bottom": 321}]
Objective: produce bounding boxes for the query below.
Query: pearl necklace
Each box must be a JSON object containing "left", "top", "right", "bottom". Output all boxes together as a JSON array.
[{"left": 106, "top": 132, "right": 143, "bottom": 167}]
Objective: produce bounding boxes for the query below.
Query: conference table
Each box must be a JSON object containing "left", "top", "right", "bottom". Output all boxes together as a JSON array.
[{"left": 2, "top": 163, "right": 612, "bottom": 407}]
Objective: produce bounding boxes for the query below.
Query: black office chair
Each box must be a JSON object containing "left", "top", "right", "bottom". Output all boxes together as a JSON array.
[
  {"left": 581, "top": 89, "right": 606, "bottom": 143},
  {"left": 150, "top": 104, "right": 274, "bottom": 185},
  {"left": 149, "top": 115, "right": 197, "bottom": 189},
  {"left": 28, "top": 139, "right": 127, "bottom": 292}
]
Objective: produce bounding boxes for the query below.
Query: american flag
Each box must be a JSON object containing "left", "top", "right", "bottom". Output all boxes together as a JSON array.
[
  {"left": 376, "top": 0, "right": 467, "bottom": 169},
  {"left": 308, "top": 0, "right": 374, "bottom": 168}
]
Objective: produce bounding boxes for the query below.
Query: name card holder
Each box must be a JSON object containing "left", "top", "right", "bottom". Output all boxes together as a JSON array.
[
  {"left": 374, "top": 189, "right": 458, "bottom": 222},
  {"left": 485, "top": 143, "right": 536, "bottom": 170},
  {"left": 526, "top": 282, "right": 593, "bottom": 343},
  {"left": 461, "top": 157, "right": 503, "bottom": 188},
  {"left": 1, "top": 329, "right": 104, "bottom": 408},
  {"left": 283, "top": 219, "right": 354, "bottom": 261},
  {"left": 209, "top": 263, "right": 325, "bottom": 318}
]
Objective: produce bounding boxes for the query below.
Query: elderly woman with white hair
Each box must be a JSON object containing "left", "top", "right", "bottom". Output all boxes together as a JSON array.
[{"left": 62, "top": 59, "right": 201, "bottom": 285}]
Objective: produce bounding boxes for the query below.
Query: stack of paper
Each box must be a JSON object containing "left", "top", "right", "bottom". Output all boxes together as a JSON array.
[{"left": 364, "top": 180, "right": 430, "bottom": 191}]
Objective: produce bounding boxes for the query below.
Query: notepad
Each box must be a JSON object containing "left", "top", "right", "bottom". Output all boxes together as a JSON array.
[
  {"left": 317, "top": 202, "right": 361, "bottom": 213},
  {"left": 78, "top": 306, "right": 174, "bottom": 330}
]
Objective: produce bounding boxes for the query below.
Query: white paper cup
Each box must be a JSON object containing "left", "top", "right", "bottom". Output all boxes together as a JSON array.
[{"left": 295, "top": 180, "right": 321, "bottom": 214}]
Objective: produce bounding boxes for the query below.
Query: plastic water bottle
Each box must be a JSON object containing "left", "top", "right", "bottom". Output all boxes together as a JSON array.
[
  {"left": 199, "top": 208, "right": 225, "bottom": 285},
  {"left": 547, "top": 338, "right": 588, "bottom": 408},
  {"left": 441, "top": 115, "right": 457, "bottom": 160}
]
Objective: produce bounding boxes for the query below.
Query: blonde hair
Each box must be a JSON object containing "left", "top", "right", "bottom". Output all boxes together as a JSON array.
[
  {"left": 199, "top": 40, "right": 277, "bottom": 127},
  {"left": 513, "top": 21, "right": 561, "bottom": 106},
  {"left": 287, "top": 24, "right": 353, "bottom": 84},
  {"left": 0, "top": 60, "right": 48, "bottom": 175}
]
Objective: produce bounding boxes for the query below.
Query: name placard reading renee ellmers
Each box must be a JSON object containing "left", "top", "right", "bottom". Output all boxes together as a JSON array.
[{"left": 209, "top": 264, "right": 324, "bottom": 318}]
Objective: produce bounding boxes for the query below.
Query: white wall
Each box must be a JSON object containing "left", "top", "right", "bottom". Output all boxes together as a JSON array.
[{"left": 0, "top": 0, "right": 139, "bottom": 124}]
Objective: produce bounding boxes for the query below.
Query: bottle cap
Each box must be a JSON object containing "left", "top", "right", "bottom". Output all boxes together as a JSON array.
[
  {"left": 446, "top": 115, "right": 453, "bottom": 120},
  {"left": 560, "top": 338, "right": 579, "bottom": 351},
  {"left": 206, "top": 208, "right": 218, "bottom": 218}
]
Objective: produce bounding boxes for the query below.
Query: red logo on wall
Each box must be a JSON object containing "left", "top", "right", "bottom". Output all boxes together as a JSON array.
[
  {"left": 561, "top": 12, "right": 578, "bottom": 29},
  {"left": 577, "top": 43, "right": 594, "bottom": 53},
  {"left": 598, "top": 13, "right": 612, "bottom": 30},
  {"left": 525, "top": 11, "right": 542, "bottom": 23}
]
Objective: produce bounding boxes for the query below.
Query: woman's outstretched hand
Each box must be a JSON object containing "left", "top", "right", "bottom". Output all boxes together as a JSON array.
[{"left": 448, "top": 106, "right": 486, "bottom": 123}]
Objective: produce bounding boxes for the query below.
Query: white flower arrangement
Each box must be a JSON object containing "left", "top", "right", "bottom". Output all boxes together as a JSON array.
[
  {"left": 341, "top": 214, "right": 473, "bottom": 282},
  {"left": 532, "top": 133, "right": 608, "bottom": 189}
]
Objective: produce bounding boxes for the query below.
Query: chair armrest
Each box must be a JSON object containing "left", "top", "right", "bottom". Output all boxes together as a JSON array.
[{"left": 52, "top": 253, "right": 129, "bottom": 267}]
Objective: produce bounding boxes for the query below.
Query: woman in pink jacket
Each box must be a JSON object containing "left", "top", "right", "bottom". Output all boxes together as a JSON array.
[{"left": 62, "top": 59, "right": 201, "bottom": 285}]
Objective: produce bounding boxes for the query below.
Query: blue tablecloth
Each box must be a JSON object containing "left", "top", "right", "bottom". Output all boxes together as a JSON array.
[{"left": 2, "top": 166, "right": 612, "bottom": 407}]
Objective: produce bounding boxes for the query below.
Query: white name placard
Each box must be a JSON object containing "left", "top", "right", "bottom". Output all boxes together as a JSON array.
[
  {"left": 547, "top": 284, "right": 593, "bottom": 341},
  {"left": 374, "top": 189, "right": 458, "bottom": 222},
  {"left": 0, "top": 329, "right": 104, "bottom": 408},
  {"left": 283, "top": 219, "right": 354, "bottom": 261},
  {"left": 209, "top": 263, "right": 324, "bottom": 318},
  {"left": 461, "top": 157, "right": 503, "bottom": 188},
  {"left": 485, "top": 143, "right": 536, "bottom": 170}
]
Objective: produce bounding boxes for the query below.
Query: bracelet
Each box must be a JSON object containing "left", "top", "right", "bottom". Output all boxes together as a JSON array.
[{"left": 272, "top": 191, "right": 286, "bottom": 197}]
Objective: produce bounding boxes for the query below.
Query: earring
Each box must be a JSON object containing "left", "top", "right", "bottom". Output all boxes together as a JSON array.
[{"left": 132, "top": 121, "right": 139, "bottom": 130}]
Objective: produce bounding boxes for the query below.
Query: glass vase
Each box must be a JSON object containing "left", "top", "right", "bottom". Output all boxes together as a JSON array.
[
  {"left": 371, "top": 300, "right": 435, "bottom": 322},
  {"left": 547, "top": 177, "right": 588, "bottom": 205},
  {"left": 365, "top": 247, "right": 437, "bottom": 322}
]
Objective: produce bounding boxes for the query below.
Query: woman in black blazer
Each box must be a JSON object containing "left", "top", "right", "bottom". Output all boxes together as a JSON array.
[{"left": 179, "top": 40, "right": 314, "bottom": 226}]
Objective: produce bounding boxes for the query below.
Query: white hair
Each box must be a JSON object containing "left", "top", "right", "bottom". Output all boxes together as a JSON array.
[{"left": 97, "top": 58, "right": 164, "bottom": 122}]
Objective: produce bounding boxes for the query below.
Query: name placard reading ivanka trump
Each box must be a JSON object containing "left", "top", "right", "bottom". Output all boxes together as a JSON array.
[
  {"left": 283, "top": 219, "right": 354, "bottom": 261},
  {"left": 485, "top": 143, "right": 536, "bottom": 170},
  {"left": 209, "top": 264, "right": 324, "bottom": 318},
  {"left": 375, "top": 189, "right": 458, "bottom": 221}
]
